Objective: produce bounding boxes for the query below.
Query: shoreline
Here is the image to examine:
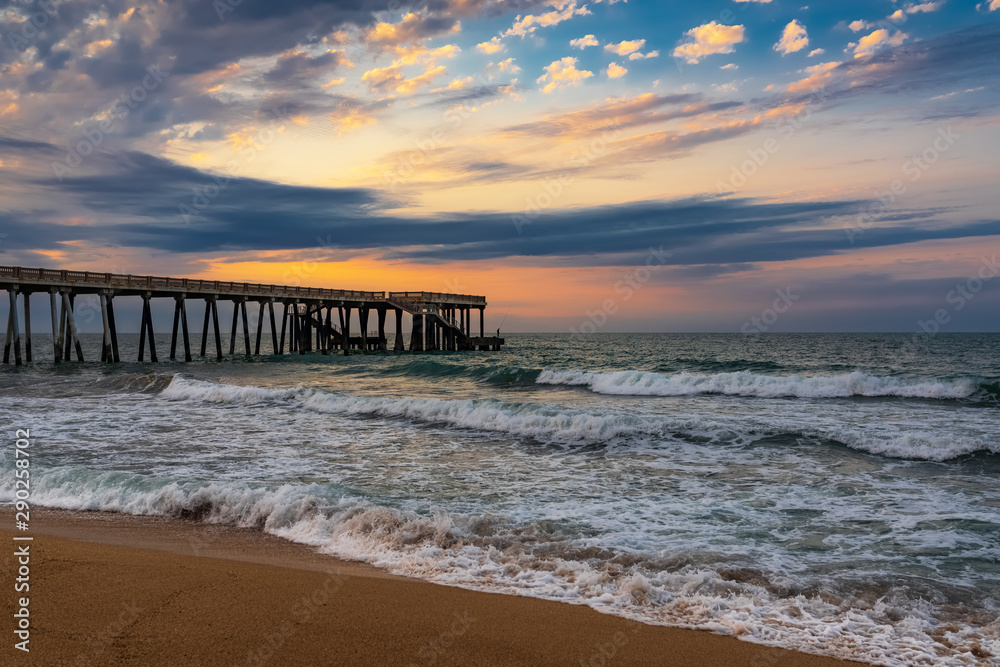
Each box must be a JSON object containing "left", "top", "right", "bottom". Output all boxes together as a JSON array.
[{"left": 0, "top": 507, "right": 870, "bottom": 666}]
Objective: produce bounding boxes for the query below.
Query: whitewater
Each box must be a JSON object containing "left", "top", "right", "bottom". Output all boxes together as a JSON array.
[{"left": 1, "top": 332, "right": 998, "bottom": 666}]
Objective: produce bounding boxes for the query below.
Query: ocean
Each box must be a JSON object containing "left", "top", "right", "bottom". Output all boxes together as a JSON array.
[{"left": 1, "top": 332, "right": 998, "bottom": 665}]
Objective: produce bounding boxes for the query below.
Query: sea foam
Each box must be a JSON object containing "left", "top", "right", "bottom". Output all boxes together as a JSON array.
[
  {"left": 158, "top": 377, "right": 999, "bottom": 461},
  {"left": 4, "top": 467, "right": 995, "bottom": 667},
  {"left": 536, "top": 369, "right": 982, "bottom": 399}
]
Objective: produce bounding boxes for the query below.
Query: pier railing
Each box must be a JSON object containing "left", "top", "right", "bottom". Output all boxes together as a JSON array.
[
  {"left": 389, "top": 291, "right": 486, "bottom": 305},
  {"left": 1, "top": 267, "right": 489, "bottom": 307},
  {"left": 0, "top": 266, "right": 383, "bottom": 301}
]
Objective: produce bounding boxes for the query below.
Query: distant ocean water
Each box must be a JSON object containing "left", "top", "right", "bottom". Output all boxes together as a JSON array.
[{"left": 1, "top": 333, "right": 998, "bottom": 666}]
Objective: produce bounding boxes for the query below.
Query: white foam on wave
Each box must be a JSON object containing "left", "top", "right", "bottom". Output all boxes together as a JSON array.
[
  {"left": 536, "top": 369, "right": 981, "bottom": 400},
  {"left": 3, "top": 467, "right": 996, "bottom": 667},
  {"left": 160, "top": 376, "right": 697, "bottom": 444},
  {"left": 159, "top": 377, "right": 999, "bottom": 462}
]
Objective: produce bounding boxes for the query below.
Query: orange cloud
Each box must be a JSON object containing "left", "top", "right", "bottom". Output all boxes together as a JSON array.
[
  {"left": 536, "top": 57, "right": 593, "bottom": 94},
  {"left": 605, "top": 39, "right": 645, "bottom": 57},
  {"left": 570, "top": 34, "right": 599, "bottom": 49},
  {"left": 851, "top": 29, "right": 907, "bottom": 58},
  {"left": 774, "top": 20, "right": 809, "bottom": 55},
  {"left": 365, "top": 12, "right": 460, "bottom": 47},
  {"left": 477, "top": 37, "right": 504, "bottom": 54},
  {"left": 607, "top": 62, "right": 627, "bottom": 79},
  {"left": 787, "top": 61, "right": 839, "bottom": 92},
  {"left": 504, "top": 2, "right": 590, "bottom": 38},
  {"left": 673, "top": 22, "right": 745, "bottom": 64}
]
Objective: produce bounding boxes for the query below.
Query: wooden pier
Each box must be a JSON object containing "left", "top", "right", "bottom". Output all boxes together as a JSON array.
[{"left": 0, "top": 266, "right": 504, "bottom": 364}]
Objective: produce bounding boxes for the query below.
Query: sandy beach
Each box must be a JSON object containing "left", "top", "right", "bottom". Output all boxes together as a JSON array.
[{"left": 0, "top": 508, "right": 871, "bottom": 666}]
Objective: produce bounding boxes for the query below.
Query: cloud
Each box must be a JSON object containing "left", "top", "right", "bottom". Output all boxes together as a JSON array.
[
  {"left": 782, "top": 23, "right": 1000, "bottom": 119},
  {"left": 262, "top": 50, "right": 352, "bottom": 89},
  {"left": 434, "top": 76, "right": 476, "bottom": 92},
  {"left": 886, "top": 2, "right": 942, "bottom": 23},
  {"left": 364, "top": 12, "right": 461, "bottom": 49},
  {"left": 733, "top": 0, "right": 772, "bottom": 3},
  {"left": 570, "top": 34, "right": 600, "bottom": 49},
  {"left": 907, "top": 2, "right": 944, "bottom": 13},
  {"left": 852, "top": 29, "right": 908, "bottom": 59},
  {"left": 4, "top": 139, "right": 998, "bottom": 270},
  {"left": 477, "top": 37, "right": 505, "bottom": 54},
  {"left": 808, "top": 48, "right": 825, "bottom": 57},
  {"left": 787, "top": 61, "right": 840, "bottom": 92},
  {"left": 979, "top": 0, "right": 1000, "bottom": 10},
  {"left": 499, "top": 92, "right": 735, "bottom": 139},
  {"left": 607, "top": 62, "right": 627, "bottom": 79},
  {"left": 721, "top": 63, "right": 739, "bottom": 70},
  {"left": 328, "top": 100, "right": 377, "bottom": 134},
  {"left": 673, "top": 22, "right": 745, "bottom": 64},
  {"left": 605, "top": 39, "right": 646, "bottom": 56},
  {"left": 536, "top": 57, "right": 593, "bottom": 94},
  {"left": 503, "top": 2, "right": 591, "bottom": 38},
  {"left": 849, "top": 20, "right": 873, "bottom": 32},
  {"left": 774, "top": 20, "right": 809, "bottom": 55},
  {"left": 361, "top": 63, "right": 449, "bottom": 94},
  {"left": 490, "top": 57, "right": 521, "bottom": 74},
  {"left": 387, "top": 43, "right": 462, "bottom": 67},
  {"left": 604, "top": 39, "right": 658, "bottom": 60}
]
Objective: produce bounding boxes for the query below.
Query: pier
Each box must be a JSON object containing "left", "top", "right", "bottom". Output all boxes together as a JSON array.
[{"left": 0, "top": 266, "right": 504, "bottom": 364}]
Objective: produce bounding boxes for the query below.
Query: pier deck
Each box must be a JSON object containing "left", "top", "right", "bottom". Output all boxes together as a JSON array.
[{"left": 1, "top": 266, "right": 504, "bottom": 364}]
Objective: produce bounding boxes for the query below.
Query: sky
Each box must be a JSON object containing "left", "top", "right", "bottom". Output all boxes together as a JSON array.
[{"left": 0, "top": 0, "right": 999, "bottom": 333}]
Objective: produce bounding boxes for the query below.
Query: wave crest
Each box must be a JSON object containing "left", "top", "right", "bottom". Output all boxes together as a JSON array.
[
  {"left": 536, "top": 369, "right": 985, "bottom": 400},
  {"left": 156, "top": 377, "right": 999, "bottom": 461}
]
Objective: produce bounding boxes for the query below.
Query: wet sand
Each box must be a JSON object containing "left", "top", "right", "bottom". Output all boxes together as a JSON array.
[{"left": 0, "top": 508, "right": 870, "bottom": 666}]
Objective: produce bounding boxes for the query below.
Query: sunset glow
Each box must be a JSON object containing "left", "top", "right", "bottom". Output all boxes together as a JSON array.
[{"left": 1, "top": 0, "right": 998, "bottom": 331}]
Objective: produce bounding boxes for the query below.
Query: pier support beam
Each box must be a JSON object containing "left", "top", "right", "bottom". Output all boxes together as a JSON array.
[
  {"left": 297, "top": 305, "right": 307, "bottom": 354},
  {"left": 180, "top": 296, "right": 191, "bottom": 361},
  {"left": 23, "top": 292, "right": 31, "bottom": 362},
  {"left": 137, "top": 294, "right": 156, "bottom": 362},
  {"left": 241, "top": 300, "right": 251, "bottom": 356},
  {"left": 377, "top": 307, "right": 387, "bottom": 351},
  {"left": 313, "top": 305, "right": 322, "bottom": 353},
  {"left": 211, "top": 299, "right": 222, "bottom": 360},
  {"left": 360, "top": 307, "right": 370, "bottom": 352},
  {"left": 66, "top": 293, "right": 84, "bottom": 361},
  {"left": 269, "top": 301, "right": 278, "bottom": 355},
  {"left": 394, "top": 309, "right": 404, "bottom": 351},
  {"left": 228, "top": 299, "right": 252, "bottom": 356},
  {"left": 297, "top": 305, "right": 307, "bottom": 355},
  {"left": 201, "top": 299, "right": 210, "bottom": 357},
  {"left": 278, "top": 302, "right": 288, "bottom": 354},
  {"left": 410, "top": 314, "right": 423, "bottom": 351},
  {"left": 200, "top": 297, "right": 223, "bottom": 360},
  {"left": 107, "top": 295, "right": 120, "bottom": 362},
  {"left": 170, "top": 296, "right": 181, "bottom": 361},
  {"left": 57, "top": 292, "right": 67, "bottom": 362},
  {"left": 3, "top": 290, "right": 22, "bottom": 365},
  {"left": 254, "top": 301, "right": 265, "bottom": 355},
  {"left": 49, "top": 291, "right": 61, "bottom": 363},
  {"left": 100, "top": 292, "right": 113, "bottom": 363},
  {"left": 169, "top": 296, "right": 191, "bottom": 362},
  {"left": 341, "top": 306, "right": 351, "bottom": 356},
  {"left": 323, "top": 306, "right": 334, "bottom": 354}
]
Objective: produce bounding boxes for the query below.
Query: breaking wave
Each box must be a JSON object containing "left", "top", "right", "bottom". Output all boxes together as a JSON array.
[
  {"left": 3, "top": 469, "right": 996, "bottom": 667},
  {"left": 158, "top": 377, "right": 999, "bottom": 461},
  {"left": 536, "top": 369, "right": 992, "bottom": 401}
]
